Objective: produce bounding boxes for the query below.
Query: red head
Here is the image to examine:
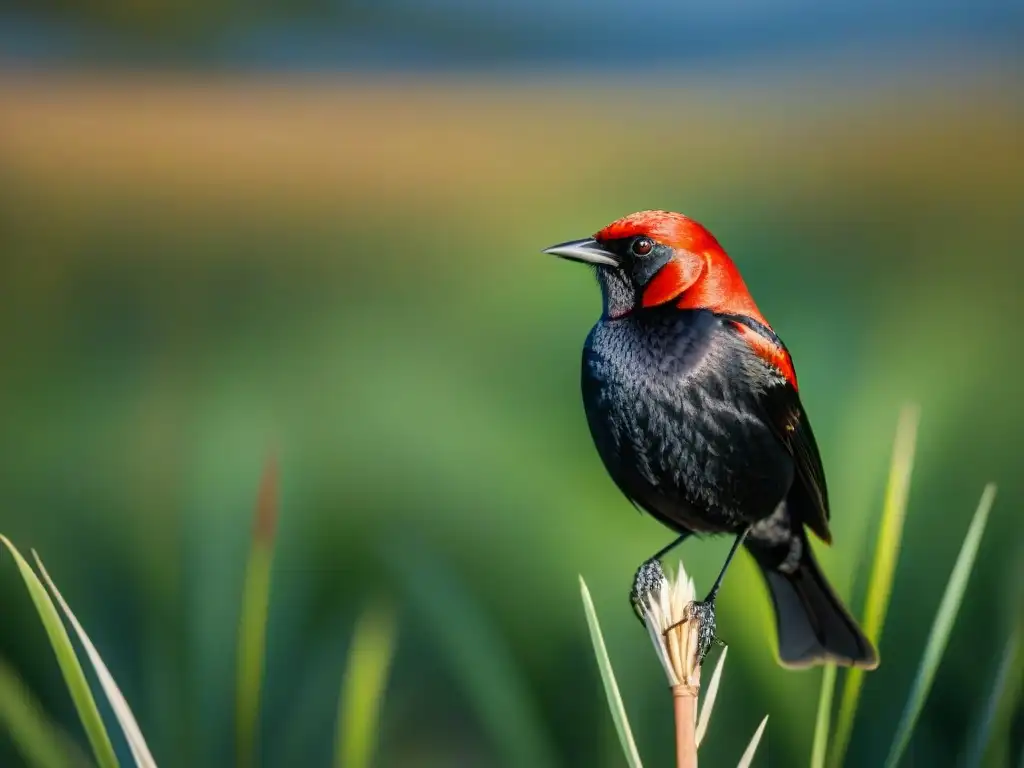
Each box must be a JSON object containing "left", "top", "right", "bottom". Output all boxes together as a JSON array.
[{"left": 544, "top": 210, "right": 796, "bottom": 387}]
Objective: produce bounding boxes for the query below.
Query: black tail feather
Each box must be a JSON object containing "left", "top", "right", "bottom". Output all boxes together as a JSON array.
[{"left": 748, "top": 536, "right": 878, "bottom": 670}]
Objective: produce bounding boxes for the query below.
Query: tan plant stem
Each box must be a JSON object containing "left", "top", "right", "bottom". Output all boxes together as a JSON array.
[
  {"left": 672, "top": 682, "right": 699, "bottom": 768},
  {"left": 666, "top": 612, "right": 703, "bottom": 768}
]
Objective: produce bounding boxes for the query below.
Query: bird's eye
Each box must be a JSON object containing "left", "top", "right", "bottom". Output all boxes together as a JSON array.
[{"left": 631, "top": 236, "right": 654, "bottom": 257}]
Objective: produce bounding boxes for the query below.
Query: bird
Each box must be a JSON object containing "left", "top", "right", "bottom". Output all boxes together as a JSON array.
[{"left": 544, "top": 210, "right": 878, "bottom": 670}]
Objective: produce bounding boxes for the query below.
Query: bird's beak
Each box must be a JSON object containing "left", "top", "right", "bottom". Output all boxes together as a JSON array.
[{"left": 542, "top": 238, "right": 619, "bottom": 267}]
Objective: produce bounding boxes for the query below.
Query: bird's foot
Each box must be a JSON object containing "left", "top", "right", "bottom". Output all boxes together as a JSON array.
[
  {"left": 662, "top": 598, "right": 723, "bottom": 666},
  {"left": 629, "top": 559, "right": 725, "bottom": 666},
  {"left": 688, "top": 597, "right": 725, "bottom": 666},
  {"left": 629, "top": 558, "right": 666, "bottom": 624}
]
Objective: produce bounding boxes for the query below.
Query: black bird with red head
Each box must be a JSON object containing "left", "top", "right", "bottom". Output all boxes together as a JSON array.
[{"left": 545, "top": 210, "right": 877, "bottom": 670}]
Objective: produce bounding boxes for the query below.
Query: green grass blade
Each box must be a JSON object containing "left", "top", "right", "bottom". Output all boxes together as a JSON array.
[
  {"left": 884, "top": 484, "right": 997, "bottom": 768},
  {"left": 811, "top": 665, "right": 836, "bottom": 768},
  {"left": 696, "top": 646, "right": 728, "bottom": 747},
  {"left": 0, "top": 536, "right": 119, "bottom": 768},
  {"left": 736, "top": 715, "right": 769, "bottom": 768},
  {"left": 962, "top": 620, "right": 1022, "bottom": 767},
  {"left": 34, "top": 552, "right": 158, "bottom": 768},
  {"left": 0, "top": 658, "right": 87, "bottom": 768},
  {"left": 235, "top": 456, "right": 280, "bottom": 768},
  {"left": 963, "top": 550, "right": 1024, "bottom": 768},
  {"left": 579, "top": 576, "right": 643, "bottom": 768},
  {"left": 830, "top": 404, "right": 919, "bottom": 767},
  {"left": 334, "top": 604, "right": 398, "bottom": 768}
]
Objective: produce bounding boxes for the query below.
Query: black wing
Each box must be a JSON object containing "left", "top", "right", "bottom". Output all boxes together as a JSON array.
[
  {"left": 759, "top": 379, "right": 832, "bottom": 544},
  {"left": 721, "top": 313, "right": 832, "bottom": 543}
]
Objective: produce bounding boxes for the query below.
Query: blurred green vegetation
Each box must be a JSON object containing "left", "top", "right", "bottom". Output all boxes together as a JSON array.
[{"left": 0, "top": 72, "right": 1022, "bottom": 766}]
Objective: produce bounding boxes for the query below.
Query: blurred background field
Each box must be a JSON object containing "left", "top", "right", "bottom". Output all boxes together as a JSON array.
[{"left": 1, "top": 3, "right": 1023, "bottom": 766}]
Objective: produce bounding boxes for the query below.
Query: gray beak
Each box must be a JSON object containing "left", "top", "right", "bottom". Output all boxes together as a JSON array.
[{"left": 542, "top": 237, "right": 619, "bottom": 267}]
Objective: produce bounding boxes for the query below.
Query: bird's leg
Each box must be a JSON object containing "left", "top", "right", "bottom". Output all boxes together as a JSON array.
[
  {"left": 671, "top": 525, "right": 749, "bottom": 663},
  {"left": 701, "top": 525, "right": 751, "bottom": 604},
  {"left": 650, "top": 532, "right": 692, "bottom": 563}
]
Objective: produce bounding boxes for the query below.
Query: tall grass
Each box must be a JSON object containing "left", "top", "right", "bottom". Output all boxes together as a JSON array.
[
  {"left": 0, "top": 465, "right": 399, "bottom": 768},
  {"left": 0, "top": 409, "right": 1015, "bottom": 766},
  {"left": 334, "top": 604, "right": 397, "bottom": 768},
  {"left": 235, "top": 455, "right": 280, "bottom": 768},
  {"left": 830, "top": 405, "right": 920, "bottom": 766}
]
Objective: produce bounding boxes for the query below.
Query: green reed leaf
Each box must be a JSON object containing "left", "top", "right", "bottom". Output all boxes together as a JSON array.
[
  {"left": 0, "top": 535, "right": 119, "bottom": 768},
  {"left": 334, "top": 603, "right": 398, "bottom": 768},
  {"left": 831, "top": 405, "right": 919, "bottom": 766},
  {"left": 884, "top": 484, "right": 997, "bottom": 767},
  {"left": 580, "top": 576, "right": 643, "bottom": 768}
]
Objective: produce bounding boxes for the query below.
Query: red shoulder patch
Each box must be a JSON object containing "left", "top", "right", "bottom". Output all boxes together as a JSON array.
[{"left": 732, "top": 322, "right": 798, "bottom": 390}]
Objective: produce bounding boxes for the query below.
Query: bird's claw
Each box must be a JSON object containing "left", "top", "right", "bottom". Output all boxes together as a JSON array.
[
  {"left": 688, "top": 597, "right": 723, "bottom": 666},
  {"left": 629, "top": 558, "right": 725, "bottom": 666},
  {"left": 629, "top": 558, "right": 666, "bottom": 623}
]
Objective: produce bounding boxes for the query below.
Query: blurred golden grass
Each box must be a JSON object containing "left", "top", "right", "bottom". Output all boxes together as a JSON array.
[{"left": 0, "top": 72, "right": 1022, "bottom": 222}]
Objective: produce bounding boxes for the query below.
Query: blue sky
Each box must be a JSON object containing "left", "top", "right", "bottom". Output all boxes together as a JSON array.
[{"left": 1, "top": 0, "right": 1021, "bottom": 71}]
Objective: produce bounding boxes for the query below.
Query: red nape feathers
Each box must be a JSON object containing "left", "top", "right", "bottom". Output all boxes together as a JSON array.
[{"left": 598, "top": 210, "right": 798, "bottom": 389}]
